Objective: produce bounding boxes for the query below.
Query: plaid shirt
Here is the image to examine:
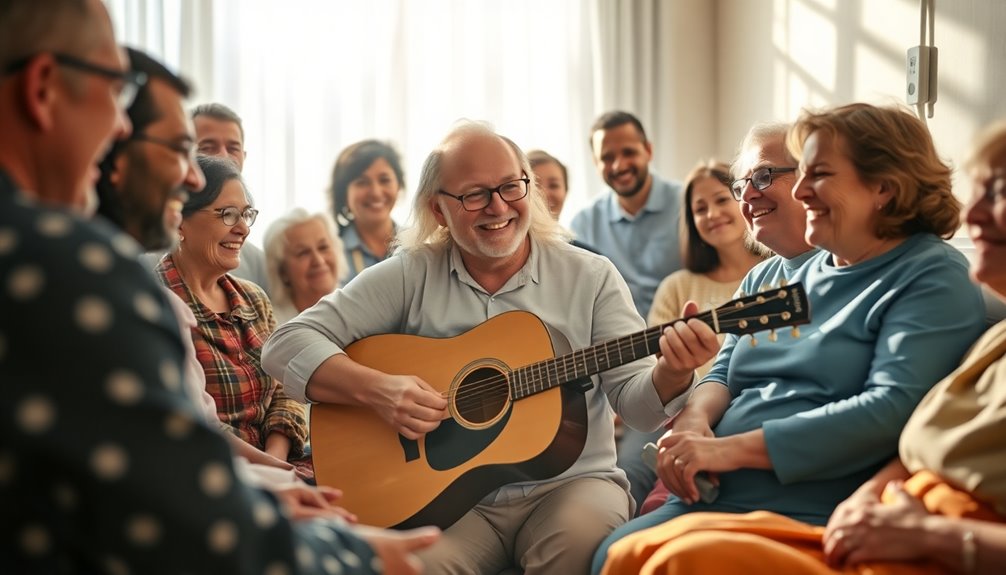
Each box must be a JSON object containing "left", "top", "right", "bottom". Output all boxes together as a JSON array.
[{"left": 156, "top": 253, "right": 309, "bottom": 461}]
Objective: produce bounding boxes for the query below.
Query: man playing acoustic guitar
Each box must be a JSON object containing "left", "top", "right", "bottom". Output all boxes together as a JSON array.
[{"left": 262, "top": 121, "right": 719, "bottom": 574}]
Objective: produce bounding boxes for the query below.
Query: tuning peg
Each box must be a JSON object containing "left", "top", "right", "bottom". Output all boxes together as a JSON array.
[
  {"left": 768, "top": 329, "right": 777, "bottom": 342},
  {"left": 778, "top": 278, "right": 788, "bottom": 287},
  {"left": 781, "top": 311, "right": 792, "bottom": 321},
  {"left": 749, "top": 336, "right": 758, "bottom": 347},
  {"left": 791, "top": 326, "right": 801, "bottom": 338}
]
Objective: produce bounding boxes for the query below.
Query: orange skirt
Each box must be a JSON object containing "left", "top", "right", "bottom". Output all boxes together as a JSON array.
[{"left": 601, "top": 470, "right": 1003, "bottom": 575}]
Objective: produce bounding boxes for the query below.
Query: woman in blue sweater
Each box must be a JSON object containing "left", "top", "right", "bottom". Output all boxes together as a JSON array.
[{"left": 593, "top": 104, "right": 987, "bottom": 574}]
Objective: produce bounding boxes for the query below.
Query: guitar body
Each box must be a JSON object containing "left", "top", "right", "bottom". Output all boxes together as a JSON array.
[
  {"left": 308, "top": 283, "right": 813, "bottom": 530},
  {"left": 309, "top": 311, "right": 589, "bottom": 529}
]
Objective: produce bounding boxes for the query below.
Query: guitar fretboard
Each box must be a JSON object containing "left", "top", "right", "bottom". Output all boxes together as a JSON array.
[
  {"left": 507, "top": 283, "right": 808, "bottom": 399},
  {"left": 511, "top": 327, "right": 665, "bottom": 399}
]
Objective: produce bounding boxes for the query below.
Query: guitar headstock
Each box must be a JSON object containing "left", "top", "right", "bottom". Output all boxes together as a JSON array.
[{"left": 698, "top": 281, "right": 811, "bottom": 339}]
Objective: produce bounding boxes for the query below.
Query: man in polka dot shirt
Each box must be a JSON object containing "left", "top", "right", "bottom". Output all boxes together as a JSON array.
[{"left": 0, "top": 1, "right": 436, "bottom": 573}]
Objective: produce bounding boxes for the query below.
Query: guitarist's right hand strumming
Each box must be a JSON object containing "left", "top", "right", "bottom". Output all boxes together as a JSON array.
[
  {"left": 370, "top": 373, "right": 449, "bottom": 440},
  {"left": 307, "top": 354, "right": 448, "bottom": 440}
]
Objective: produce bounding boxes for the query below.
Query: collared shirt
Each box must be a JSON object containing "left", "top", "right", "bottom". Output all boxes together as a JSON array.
[
  {"left": 570, "top": 174, "right": 683, "bottom": 318},
  {"left": 339, "top": 222, "right": 398, "bottom": 285},
  {"left": 0, "top": 169, "right": 375, "bottom": 573},
  {"left": 230, "top": 241, "right": 272, "bottom": 296},
  {"left": 263, "top": 237, "right": 692, "bottom": 494},
  {"left": 156, "top": 253, "right": 309, "bottom": 459}
]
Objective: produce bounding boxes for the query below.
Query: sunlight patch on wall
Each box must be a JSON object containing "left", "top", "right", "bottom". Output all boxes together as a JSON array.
[{"left": 786, "top": 1, "right": 837, "bottom": 95}]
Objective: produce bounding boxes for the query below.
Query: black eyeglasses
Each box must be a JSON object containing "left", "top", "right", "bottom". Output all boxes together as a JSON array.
[
  {"left": 3, "top": 52, "right": 147, "bottom": 109},
  {"left": 438, "top": 177, "right": 530, "bottom": 211},
  {"left": 131, "top": 134, "right": 195, "bottom": 159},
  {"left": 203, "top": 207, "right": 259, "bottom": 227},
  {"left": 730, "top": 167, "right": 797, "bottom": 200}
]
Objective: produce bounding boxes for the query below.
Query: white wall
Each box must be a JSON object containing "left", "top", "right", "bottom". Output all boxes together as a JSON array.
[{"left": 714, "top": 0, "right": 1006, "bottom": 201}]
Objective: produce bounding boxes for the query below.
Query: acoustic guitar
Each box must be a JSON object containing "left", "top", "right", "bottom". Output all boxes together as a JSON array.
[{"left": 310, "top": 283, "right": 810, "bottom": 529}]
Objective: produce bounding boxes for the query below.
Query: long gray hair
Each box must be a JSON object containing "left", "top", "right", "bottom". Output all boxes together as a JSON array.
[{"left": 396, "top": 121, "right": 570, "bottom": 252}]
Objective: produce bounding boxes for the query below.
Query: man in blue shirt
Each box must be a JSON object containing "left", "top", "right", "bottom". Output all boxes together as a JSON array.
[
  {"left": 571, "top": 111, "right": 685, "bottom": 514},
  {"left": 571, "top": 111, "right": 683, "bottom": 319}
]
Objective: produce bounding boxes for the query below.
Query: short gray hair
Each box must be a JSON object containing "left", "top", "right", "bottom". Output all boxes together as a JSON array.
[
  {"left": 263, "top": 208, "right": 347, "bottom": 311},
  {"left": 731, "top": 122, "right": 793, "bottom": 178},
  {"left": 191, "top": 102, "right": 244, "bottom": 142},
  {"left": 397, "top": 120, "right": 569, "bottom": 252}
]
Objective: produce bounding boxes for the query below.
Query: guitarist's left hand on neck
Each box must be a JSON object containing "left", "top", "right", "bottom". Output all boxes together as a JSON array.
[{"left": 650, "top": 301, "right": 722, "bottom": 404}]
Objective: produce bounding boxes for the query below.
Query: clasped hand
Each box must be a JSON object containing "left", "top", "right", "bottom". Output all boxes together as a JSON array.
[
  {"left": 656, "top": 415, "right": 719, "bottom": 505},
  {"left": 823, "top": 480, "right": 932, "bottom": 568}
]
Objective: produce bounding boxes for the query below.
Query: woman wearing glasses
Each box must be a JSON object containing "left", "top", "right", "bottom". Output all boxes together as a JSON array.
[
  {"left": 330, "top": 139, "right": 405, "bottom": 284},
  {"left": 594, "top": 104, "right": 988, "bottom": 574},
  {"left": 598, "top": 116, "right": 1006, "bottom": 575},
  {"left": 156, "top": 155, "right": 311, "bottom": 476}
]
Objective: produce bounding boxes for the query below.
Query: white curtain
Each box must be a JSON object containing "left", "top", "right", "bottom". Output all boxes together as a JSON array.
[{"left": 105, "top": 0, "right": 695, "bottom": 242}]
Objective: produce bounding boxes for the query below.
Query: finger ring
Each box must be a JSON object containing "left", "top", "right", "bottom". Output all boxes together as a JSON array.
[{"left": 834, "top": 529, "right": 845, "bottom": 539}]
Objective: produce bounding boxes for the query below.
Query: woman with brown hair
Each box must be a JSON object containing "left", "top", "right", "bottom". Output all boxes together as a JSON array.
[
  {"left": 648, "top": 159, "right": 766, "bottom": 378},
  {"left": 330, "top": 139, "right": 404, "bottom": 283},
  {"left": 594, "top": 103, "right": 988, "bottom": 574}
]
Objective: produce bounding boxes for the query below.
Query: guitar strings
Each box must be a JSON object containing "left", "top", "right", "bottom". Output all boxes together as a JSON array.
[
  {"left": 447, "top": 303, "right": 792, "bottom": 408},
  {"left": 446, "top": 303, "right": 796, "bottom": 409},
  {"left": 448, "top": 309, "right": 790, "bottom": 410}
]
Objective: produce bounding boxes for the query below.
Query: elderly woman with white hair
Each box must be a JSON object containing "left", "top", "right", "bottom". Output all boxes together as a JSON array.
[{"left": 264, "top": 208, "right": 349, "bottom": 324}]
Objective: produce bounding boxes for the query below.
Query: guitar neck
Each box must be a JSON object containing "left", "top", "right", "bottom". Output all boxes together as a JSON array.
[
  {"left": 510, "top": 316, "right": 701, "bottom": 400},
  {"left": 509, "top": 282, "right": 810, "bottom": 400}
]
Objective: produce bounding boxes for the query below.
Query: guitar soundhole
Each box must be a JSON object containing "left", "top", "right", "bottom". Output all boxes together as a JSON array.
[{"left": 454, "top": 366, "right": 509, "bottom": 426}]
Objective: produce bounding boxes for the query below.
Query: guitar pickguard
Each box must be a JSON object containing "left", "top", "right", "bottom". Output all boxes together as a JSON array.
[{"left": 425, "top": 407, "right": 511, "bottom": 471}]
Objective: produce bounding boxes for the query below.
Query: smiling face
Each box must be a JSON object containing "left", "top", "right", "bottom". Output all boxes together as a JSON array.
[
  {"left": 965, "top": 154, "right": 1006, "bottom": 296},
  {"left": 179, "top": 178, "right": 251, "bottom": 277},
  {"left": 114, "top": 78, "right": 204, "bottom": 251},
  {"left": 735, "top": 135, "right": 808, "bottom": 258},
  {"left": 532, "top": 161, "right": 568, "bottom": 219},
  {"left": 432, "top": 133, "right": 531, "bottom": 266},
  {"left": 347, "top": 157, "right": 400, "bottom": 230},
  {"left": 792, "top": 131, "right": 890, "bottom": 264},
  {"left": 194, "top": 115, "right": 245, "bottom": 170},
  {"left": 690, "top": 175, "right": 747, "bottom": 251},
  {"left": 591, "top": 123, "right": 653, "bottom": 199},
  {"left": 281, "top": 218, "right": 339, "bottom": 309}
]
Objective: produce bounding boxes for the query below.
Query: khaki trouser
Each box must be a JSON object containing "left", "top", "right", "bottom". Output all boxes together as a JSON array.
[{"left": 418, "top": 476, "right": 631, "bottom": 575}]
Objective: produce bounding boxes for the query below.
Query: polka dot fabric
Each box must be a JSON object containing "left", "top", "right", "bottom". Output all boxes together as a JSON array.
[{"left": 0, "top": 171, "right": 379, "bottom": 573}]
